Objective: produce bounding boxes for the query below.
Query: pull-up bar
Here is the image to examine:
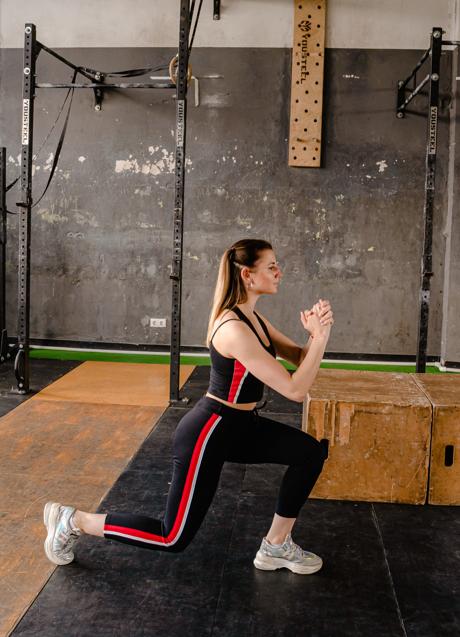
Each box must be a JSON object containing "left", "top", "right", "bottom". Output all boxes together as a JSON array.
[{"left": 396, "top": 46, "right": 432, "bottom": 115}]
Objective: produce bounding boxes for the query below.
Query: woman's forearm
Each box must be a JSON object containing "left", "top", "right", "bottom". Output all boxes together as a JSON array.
[
  {"left": 297, "top": 335, "right": 313, "bottom": 367},
  {"left": 291, "top": 335, "right": 328, "bottom": 398}
]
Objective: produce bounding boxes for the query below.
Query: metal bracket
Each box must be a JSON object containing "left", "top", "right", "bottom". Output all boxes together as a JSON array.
[
  {"left": 93, "top": 73, "right": 105, "bottom": 111},
  {"left": 169, "top": 74, "right": 223, "bottom": 107},
  {"left": 14, "top": 347, "right": 27, "bottom": 393},
  {"left": 396, "top": 28, "right": 445, "bottom": 118},
  {"left": 0, "top": 329, "right": 11, "bottom": 363}
]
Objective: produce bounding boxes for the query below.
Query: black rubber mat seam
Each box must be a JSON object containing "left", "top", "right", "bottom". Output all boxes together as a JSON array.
[
  {"left": 371, "top": 504, "right": 408, "bottom": 637},
  {"left": 210, "top": 462, "right": 248, "bottom": 637}
]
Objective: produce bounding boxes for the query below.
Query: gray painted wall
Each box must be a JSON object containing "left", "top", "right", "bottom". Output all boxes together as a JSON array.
[
  {"left": 442, "top": 51, "right": 460, "bottom": 366},
  {"left": 0, "top": 0, "right": 457, "bottom": 49},
  {"left": 1, "top": 46, "right": 456, "bottom": 359}
]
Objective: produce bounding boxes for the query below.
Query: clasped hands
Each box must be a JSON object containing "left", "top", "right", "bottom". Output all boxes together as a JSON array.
[
  {"left": 300, "top": 298, "right": 334, "bottom": 339},
  {"left": 311, "top": 298, "right": 334, "bottom": 327}
]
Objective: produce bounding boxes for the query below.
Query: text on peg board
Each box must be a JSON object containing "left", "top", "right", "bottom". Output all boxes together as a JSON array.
[{"left": 289, "top": 0, "right": 326, "bottom": 167}]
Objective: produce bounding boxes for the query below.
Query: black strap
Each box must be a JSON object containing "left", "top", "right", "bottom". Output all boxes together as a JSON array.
[
  {"left": 254, "top": 311, "right": 272, "bottom": 343},
  {"left": 7, "top": 76, "right": 80, "bottom": 208},
  {"left": 32, "top": 70, "right": 77, "bottom": 209},
  {"left": 79, "top": 63, "right": 168, "bottom": 79},
  {"left": 232, "top": 307, "right": 272, "bottom": 349},
  {"left": 3, "top": 174, "right": 18, "bottom": 212},
  {"left": 6, "top": 176, "right": 19, "bottom": 192},
  {"left": 210, "top": 318, "right": 241, "bottom": 344},
  {"left": 189, "top": 0, "right": 204, "bottom": 55},
  {"left": 37, "top": 42, "right": 169, "bottom": 80}
]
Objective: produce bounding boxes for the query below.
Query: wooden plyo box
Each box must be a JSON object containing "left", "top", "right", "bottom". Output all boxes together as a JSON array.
[
  {"left": 411, "top": 374, "right": 460, "bottom": 505},
  {"left": 302, "top": 369, "right": 432, "bottom": 504}
]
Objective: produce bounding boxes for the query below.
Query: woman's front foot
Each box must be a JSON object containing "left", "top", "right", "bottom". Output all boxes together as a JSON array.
[{"left": 253, "top": 534, "right": 323, "bottom": 575}]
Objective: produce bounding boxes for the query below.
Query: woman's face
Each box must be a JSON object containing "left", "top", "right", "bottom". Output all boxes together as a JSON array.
[{"left": 250, "top": 250, "right": 283, "bottom": 293}]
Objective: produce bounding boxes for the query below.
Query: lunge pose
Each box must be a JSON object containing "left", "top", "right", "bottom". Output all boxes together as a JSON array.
[{"left": 44, "top": 238, "right": 334, "bottom": 574}]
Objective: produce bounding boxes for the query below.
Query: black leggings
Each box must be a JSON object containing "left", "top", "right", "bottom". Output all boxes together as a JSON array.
[{"left": 103, "top": 395, "right": 326, "bottom": 552}]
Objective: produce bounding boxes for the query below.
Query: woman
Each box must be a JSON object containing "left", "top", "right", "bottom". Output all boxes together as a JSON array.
[{"left": 44, "top": 238, "right": 334, "bottom": 575}]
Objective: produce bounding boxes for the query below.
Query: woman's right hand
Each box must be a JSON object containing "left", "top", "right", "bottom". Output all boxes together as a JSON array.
[{"left": 300, "top": 308, "right": 331, "bottom": 340}]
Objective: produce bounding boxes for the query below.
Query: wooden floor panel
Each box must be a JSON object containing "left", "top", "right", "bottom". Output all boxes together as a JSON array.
[
  {"left": 0, "top": 362, "right": 195, "bottom": 636},
  {"left": 34, "top": 361, "right": 194, "bottom": 407}
]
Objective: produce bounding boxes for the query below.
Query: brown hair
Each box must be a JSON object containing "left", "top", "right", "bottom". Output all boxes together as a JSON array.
[{"left": 205, "top": 238, "right": 273, "bottom": 347}]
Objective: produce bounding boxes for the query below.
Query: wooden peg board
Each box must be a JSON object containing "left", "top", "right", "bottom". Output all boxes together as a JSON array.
[{"left": 289, "top": 0, "right": 326, "bottom": 167}]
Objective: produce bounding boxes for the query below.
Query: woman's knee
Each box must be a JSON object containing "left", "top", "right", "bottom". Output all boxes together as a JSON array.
[
  {"left": 299, "top": 435, "right": 327, "bottom": 472},
  {"left": 165, "top": 540, "right": 187, "bottom": 554}
]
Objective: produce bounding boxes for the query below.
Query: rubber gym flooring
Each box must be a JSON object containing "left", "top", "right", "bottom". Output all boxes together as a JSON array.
[{"left": 1, "top": 359, "right": 459, "bottom": 637}]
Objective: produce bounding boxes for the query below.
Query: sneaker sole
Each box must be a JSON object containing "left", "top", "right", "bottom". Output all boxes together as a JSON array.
[
  {"left": 253, "top": 552, "right": 323, "bottom": 575},
  {"left": 43, "top": 502, "right": 74, "bottom": 566}
]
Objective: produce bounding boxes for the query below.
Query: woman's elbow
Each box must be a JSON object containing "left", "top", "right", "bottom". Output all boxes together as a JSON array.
[{"left": 290, "top": 391, "right": 305, "bottom": 403}]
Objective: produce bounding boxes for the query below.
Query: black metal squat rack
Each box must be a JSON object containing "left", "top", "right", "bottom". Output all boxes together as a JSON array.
[
  {"left": 8, "top": 11, "right": 451, "bottom": 400},
  {"left": 10, "top": 0, "right": 214, "bottom": 401},
  {"left": 396, "top": 26, "right": 459, "bottom": 373}
]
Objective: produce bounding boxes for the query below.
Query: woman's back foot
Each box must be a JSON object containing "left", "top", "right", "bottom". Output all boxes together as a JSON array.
[{"left": 43, "top": 502, "right": 82, "bottom": 565}]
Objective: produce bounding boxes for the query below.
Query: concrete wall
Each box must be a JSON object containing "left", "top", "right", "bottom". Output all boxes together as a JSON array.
[
  {"left": 0, "top": 0, "right": 457, "bottom": 49},
  {"left": 0, "top": 1, "right": 458, "bottom": 361},
  {"left": 441, "top": 3, "right": 460, "bottom": 365}
]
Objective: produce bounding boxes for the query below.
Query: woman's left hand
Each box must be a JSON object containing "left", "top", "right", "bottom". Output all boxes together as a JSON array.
[{"left": 312, "top": 298, "right": 334, "bottom": 327}]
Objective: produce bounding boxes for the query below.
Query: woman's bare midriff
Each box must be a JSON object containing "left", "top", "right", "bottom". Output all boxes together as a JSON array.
[{"left": 205, "top": 392, "right": 257, "bottom": 411}]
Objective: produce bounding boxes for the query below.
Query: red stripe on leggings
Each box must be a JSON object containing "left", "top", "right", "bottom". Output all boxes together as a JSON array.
[{"left": 104, "top": 411, "right": 220, "bottom": 545}]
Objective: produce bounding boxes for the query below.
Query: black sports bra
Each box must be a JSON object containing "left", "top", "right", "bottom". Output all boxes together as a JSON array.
[{"left": 207, "top": 307, "right": 276, "bottom": 404}]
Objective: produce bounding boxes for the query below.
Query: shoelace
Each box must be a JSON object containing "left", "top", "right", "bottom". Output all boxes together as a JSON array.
[
  {"left": 60, "top": 528, "right": 80, "bottom": 552},
  {"left": 284, "top": 538, "right": 311, "bottom": 560}
]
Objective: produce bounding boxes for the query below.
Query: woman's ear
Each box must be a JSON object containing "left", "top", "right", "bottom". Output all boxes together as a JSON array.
[{"left": 240, "top": 266, "right": 251, "bottom": 284}]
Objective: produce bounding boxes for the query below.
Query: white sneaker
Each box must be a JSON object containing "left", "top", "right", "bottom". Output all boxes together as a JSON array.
[
  {"left": 43, "top": 502, "right": 82, "bottom": 565},
  {"left": 253, "top": 533, "right": 323, "bottom": 575}
]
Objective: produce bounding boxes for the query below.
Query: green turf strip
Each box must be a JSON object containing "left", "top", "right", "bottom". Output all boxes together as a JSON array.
[{"left": 30, "top": 348, "right": 446, "bottom": 373}]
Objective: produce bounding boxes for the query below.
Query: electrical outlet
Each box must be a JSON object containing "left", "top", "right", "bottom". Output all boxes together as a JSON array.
[{"left": 150, "top": 318, "right": 167, "bottom": 328}]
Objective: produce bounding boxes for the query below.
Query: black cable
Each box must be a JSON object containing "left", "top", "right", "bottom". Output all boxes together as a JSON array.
[
  {"left": 39, "top": 41, "right": 169, "bottom": 81},
  {"left": 189, "top": 0, "right": 204, "bottom": 55},
  {"left": 4, "top": 48, "right": 171, "bottom": 213},
  {"left": 78, "top": 63, "right": 169, "bottom": 79},
  {"left": 6, "top": 81, "right": 74, "bottom": 195},
  {"left": 37, "top": 42, "right": 96, "bottom": 83},
  {"left": 34, "top": 89, "right": 73, "bottom": 159},
  {"left": 32, "top": 70, "right": 77, "bottom": 208},
  {"left": 190, "top": 0, "right": 197, "bottom": 24},
  {"left": 6, "top": 177, "right": 19, "bottom": 192}
]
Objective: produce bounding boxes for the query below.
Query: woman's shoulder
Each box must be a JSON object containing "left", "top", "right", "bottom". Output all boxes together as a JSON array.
[
  {"left": 213, "top": 308, "right": 240, "bottom": 331},
  {"left": 211, "top": 309, "right": 244, "bottom": 357}
]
